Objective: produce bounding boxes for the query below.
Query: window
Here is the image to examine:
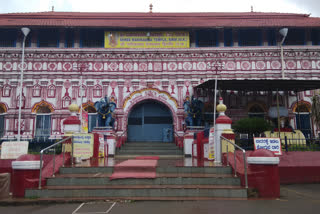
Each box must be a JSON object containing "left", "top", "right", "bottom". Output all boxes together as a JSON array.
[
  {"left": 93, "top": 85, "right": 102, "bottom": 97},
  {"left": 88, "top": 114, "right": 97, "bottom": 132},
  {"left": 78, "top": 85, "right": 87, "bottom": 97},
  {"left": 80, "top": 29, "right": 104, "bottom": 48},
  {"left": 268, "top": 29, "right": 277, "bottom": 46},
  {"left": 239, "top": 29, "right": 262, "bottom": 46},
  {"left": 2, "top": 86, "right": 11, "bottom": 97},
  {"left": 62, "top": 96, "right": 71, "bottom": 108},
  {"left": 0, "top": 29, "right": 17, "bottom": 47},
  {"left": 35, "top": 114, "right": 51, "bottom": 138},
  {"left": 33, "top": 85, "right": 41, "bottom": 97},
  {"left": 38, "top": 29, "right": 59, "bottom": 47},
  {"left": 84, "top": 105, "right": 97, "bottom": 132},
  {"left": 224, "top": 29, "right": 233, "bottom": 47},
  {"left": 311, "top": 29, "right": 320, "bottom": 45},
  {"left": 65, "top": 29, "right": 74, "bottom": 48},
  {"left": 196, "top": 30, "right": 218, "bottom": 47},
  {"left": 284, "top": 29, "right": 305, "bottom": 45},
  {"left": 47, "top": 85, "right": 56, "bottom": 98}
]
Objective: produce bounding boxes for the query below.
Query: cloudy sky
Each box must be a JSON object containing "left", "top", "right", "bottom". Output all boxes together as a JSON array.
[{"left": 0, "top": 0, "right": 320, "bottom": 17}]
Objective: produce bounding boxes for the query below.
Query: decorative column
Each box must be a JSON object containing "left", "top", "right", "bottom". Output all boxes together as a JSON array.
[
  {"left": 215, "top": 97, "right": 233, "bottom": 163},
  {"left": 177, "top": 81, "right": 184, "bottom": 107},
  {"left": 117, "top": 81, "right": 124, "bottom": 107},
  {"left": 102, "top": 81, "right": 109, "bottom": 97}
]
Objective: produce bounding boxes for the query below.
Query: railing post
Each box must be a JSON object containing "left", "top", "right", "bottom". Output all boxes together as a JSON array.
[
  {"left": 234, "top": 148, "right": 237, "bottom": 177},
  {"left": 226, "top": 144, "right": 229, "bottom": 166},
  {"left": 71, "top": 135, "right": 74, "bottom": 167},
  {"left": 62, "top": 142, "right": 65, "bottom": 167},
  {"left": 243, "top": 150, "right": 248, "bottom": 189},
  {"left": 38, "top": 151, "right": 43, "bottom": 189},
  {"left": 52, "top": 147, "right": 56, "bottom": 177},
  {"left": 285, "top": 136, "right": 288, "bottom": 152}
]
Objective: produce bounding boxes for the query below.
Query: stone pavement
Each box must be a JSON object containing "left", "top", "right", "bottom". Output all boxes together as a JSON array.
[{"left": 0, "top": 184, "right": 319, "bottom": 214}]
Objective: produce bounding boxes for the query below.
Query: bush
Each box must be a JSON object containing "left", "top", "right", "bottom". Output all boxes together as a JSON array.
[{"left": 232, "top": 117, "right": 272, "bottom": 136}]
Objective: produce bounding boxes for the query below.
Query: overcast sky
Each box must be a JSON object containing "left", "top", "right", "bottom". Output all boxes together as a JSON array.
[{"left": 0, "top": 0, "right": 319, "bottom": 17}]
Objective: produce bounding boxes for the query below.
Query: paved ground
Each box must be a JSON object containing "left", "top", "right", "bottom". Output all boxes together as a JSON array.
[{"left": 0, "top": 184, "right": 320, "bottom": 214}]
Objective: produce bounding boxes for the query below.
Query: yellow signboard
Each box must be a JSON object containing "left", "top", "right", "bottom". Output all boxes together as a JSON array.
[
  {"left": 73, "top": 134, "right": 94, "bottom": 158},
  {"left": 105, "top": 31, "right": 189, "bottom": 49}
]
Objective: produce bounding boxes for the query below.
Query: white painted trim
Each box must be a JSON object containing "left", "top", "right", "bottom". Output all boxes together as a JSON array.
[
  {"left": 12, "top": 161, "right": 42, "bottom": 170},
  {"left": 247, "top": 157, "right": 280, "bottom": 165}
]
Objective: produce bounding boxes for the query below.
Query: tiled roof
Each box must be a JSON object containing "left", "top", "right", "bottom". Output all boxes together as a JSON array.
[{"left": 0, "top": 11, "right": 319, "bottom": 28}]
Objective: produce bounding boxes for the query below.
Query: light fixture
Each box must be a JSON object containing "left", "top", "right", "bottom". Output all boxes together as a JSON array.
[
  {"left": 146, "top": 32, "right": 151, "bottom": 37},
  {"left": 17, "top": 27, "right": 30, "bottom": 142},
  {"left": 279, "top": 28, "right": 288, "bottom": 45},
  {"left": 279, "top": 28, "right": 288, "bottom": 79}
]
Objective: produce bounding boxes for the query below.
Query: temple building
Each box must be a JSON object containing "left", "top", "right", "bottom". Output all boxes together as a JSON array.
[{"left": 0, "top": 11, "right": 320, "bottom": 143}]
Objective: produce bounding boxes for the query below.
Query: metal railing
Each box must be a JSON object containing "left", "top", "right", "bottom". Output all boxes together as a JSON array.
[
  {"left": 38, "top": 136, "right": 72, "bottom": 189},
  {"left": 221, "top": 136, "right": 248, "bottom": 189}
]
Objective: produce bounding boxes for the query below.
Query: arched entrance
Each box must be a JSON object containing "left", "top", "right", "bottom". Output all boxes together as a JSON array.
[
  {"left": 127, "top": 100, "right": 173, "bottom": 142},
  {"left": 293, "top": 101, "right": 312, "bottom": 138}
]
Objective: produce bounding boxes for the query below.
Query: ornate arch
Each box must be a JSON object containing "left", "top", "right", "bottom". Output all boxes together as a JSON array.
[
  {"left": 123, "top": 98, "right": 178, "bottom": 132},
  {"left": 82, "top": 101, "right": 96, "bottom": 113},
  {"left": 31, "top": 100, "right": 55, "bottom": 113},
  {"left": 291, "top": 100, "right": 311, "bottom": 113},
  {"left": 246, "top": 101, "right": 268, "bottom": 113},
  {"left": 0, "top": 102, "right": 8, "bottom": 113}
]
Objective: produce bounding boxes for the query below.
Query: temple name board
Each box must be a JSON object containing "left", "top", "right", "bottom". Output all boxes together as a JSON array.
[{"left": 105, "top": 31, "right": 189, "bottom": 48}]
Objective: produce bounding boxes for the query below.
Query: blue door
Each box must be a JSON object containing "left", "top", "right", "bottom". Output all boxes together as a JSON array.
[
  {"left": 127, "top": 101, "right": 173, "bottom": 142},
  {"left": 296, "top": 113, "right": 312, "bottom": 138}
]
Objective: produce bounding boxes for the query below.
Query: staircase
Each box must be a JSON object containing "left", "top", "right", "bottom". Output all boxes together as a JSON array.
[
  {"left": 25, "top": 164, "right": 248, "bottom": 200},
  {"left": 116, "top": 142, "right": 184, "bottom": 157}
]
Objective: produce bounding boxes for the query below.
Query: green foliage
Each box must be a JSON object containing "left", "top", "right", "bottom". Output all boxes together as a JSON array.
[
  {"left": 311, "top": 94, "right": 320, "bottom": 128},
  {"left": 232, "top": 117, "right": 272, "bottom": 135}
]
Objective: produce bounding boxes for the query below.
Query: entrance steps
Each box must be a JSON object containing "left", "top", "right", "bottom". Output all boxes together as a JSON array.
[
  {"left": 116, "top": 142, "right": 184, "bottom": 157},
  {"left": 25, "top": 164, "right": 248, "bottom": 200}
]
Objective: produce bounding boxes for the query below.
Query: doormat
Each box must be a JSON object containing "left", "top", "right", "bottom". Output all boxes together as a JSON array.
[
  {"left": 135, "top": 156, "right": 159, "bottom": 160},
  {"left": 109, "top": 159, "right": 158, "bottom": 180}
]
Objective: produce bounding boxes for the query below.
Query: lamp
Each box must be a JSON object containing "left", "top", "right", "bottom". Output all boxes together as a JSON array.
[
  {"left": 279, "top": 28, "right": 288, "bottom": 79},
  {"left": 17, "top": 27, "right": 30, "bottom": 141}
]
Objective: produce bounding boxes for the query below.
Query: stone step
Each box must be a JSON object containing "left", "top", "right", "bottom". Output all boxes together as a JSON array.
[
  {"left": 47, "top": 175, "right": 240, "bottom": 186},
  {"left": 26, "top": 185, "right": 247, "bottom": 199},
  {"left": 124, "top": 143, "right": 177, "bottom": 147},
  {"left": 59, "top": 166, "right": 232, "bottom": 175},
  {"left": 120, "top": 146, "right": 179, "bottom": 150},
  {"left": 116, "top": 150, "right": 184, "bottom": 155}
]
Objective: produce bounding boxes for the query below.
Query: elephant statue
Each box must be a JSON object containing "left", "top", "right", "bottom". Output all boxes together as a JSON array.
[
  {"left": 183, "top": 96, "right": 204, "bottom": 127},
  {"left": 94, "top": 96, "right": 117, "bottom": 128}
]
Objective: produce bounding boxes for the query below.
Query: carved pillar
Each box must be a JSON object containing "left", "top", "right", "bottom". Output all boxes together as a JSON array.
[
  {"left": 59, "top": 29, "right": 65, "bottom": 48},
  {"left": 102, "top": 81, "right": 109, "bottom": 97},
  {"left": 11, "top": 87, "right": 17, "bottom": 108},
  {"left": 177, "top": 81, "right": 184, "bottom": 108},
  {"left": 117, "top": 81, "right": 124, "bottom": 107},
  {"left": 56, "top": 86, "right": 63, "bottom": 109},
  {"left": 74, "top": 29, "right": 80, "bottom": 48},
  {"left": 232, "top": 29, "right": 239, "bottom": 47},
  {"left": 88, "top": 86, "right": 93, "bottom": 101},
  {"left": 41, "top": 86, "right": 47, "bottom": 100},
  {"left": 218, "top": 29, "right": 224, "bottom": 47},
  {"left": 25, "top": 86, "right": 32, "bottom": 108}
]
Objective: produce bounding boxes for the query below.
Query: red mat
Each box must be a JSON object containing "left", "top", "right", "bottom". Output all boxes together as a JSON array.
[
  {"left": 110, "top": 159, "right": 158, "bottom": 180},
  {"left": 135, "top": 156, "right": 159, "bottom": 160}
]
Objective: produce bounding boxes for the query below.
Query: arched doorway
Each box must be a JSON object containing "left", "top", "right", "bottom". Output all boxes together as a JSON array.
[
  {"left": 247, "top": 102, "right": 267, "bottom": 118},
  {"left": 293, "top": 101, "right": 312, "bottom": 138},
  {"left": 127, "top": 100, "right": 173, "bottom": 142},
  {"left": 0, "top": 103, "right": 7, "bottom": 138}
]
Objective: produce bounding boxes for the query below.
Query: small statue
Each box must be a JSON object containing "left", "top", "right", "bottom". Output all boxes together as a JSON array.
[
  {"left": 183, "top": 96, "right": 203, "bottom": 127},
  {"left": 94, "top": 96, "right": 116, "bottom": 128}
]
